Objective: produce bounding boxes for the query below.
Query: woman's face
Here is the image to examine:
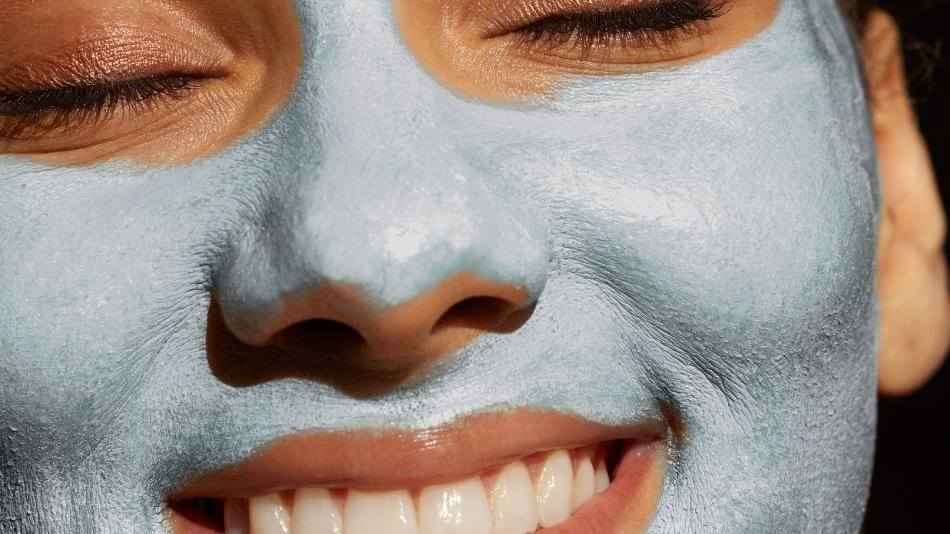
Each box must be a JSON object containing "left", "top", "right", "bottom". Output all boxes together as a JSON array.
[{"left": 0, "top": 0, "right": 881, "bottom": 532}]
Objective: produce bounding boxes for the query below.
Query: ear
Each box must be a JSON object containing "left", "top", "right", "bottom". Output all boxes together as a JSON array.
[{"left": 864, "top": 10, "right": 950, "bottom": 396}]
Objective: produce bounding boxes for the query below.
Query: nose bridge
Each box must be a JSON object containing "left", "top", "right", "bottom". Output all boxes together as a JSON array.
[
  {"left": 293, "top": 0, "right": 449, "bottom": 157},
  {"left": 284, "top": 0, "right": 515, "bottom": 299},
  {"left": 211, "top": 0, "right": 549, "bottom": 372},
  {"left": 264, "top": 143, "right": 546, "bottom": 327}
]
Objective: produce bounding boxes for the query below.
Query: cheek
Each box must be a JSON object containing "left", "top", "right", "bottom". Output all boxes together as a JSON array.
[
  {"left": 0, "top": 164, "right": 219, "bottom": 456},
  {"left": 486, "top": 58, "right": 877, "bottom": 394}
]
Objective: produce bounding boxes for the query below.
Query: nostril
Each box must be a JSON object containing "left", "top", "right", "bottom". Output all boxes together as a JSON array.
[
  {"left": 270, "top": 318, "right": 366, "bottom": 354},
  {"left": 432, "top": 296, "right": 526, "bottom": 334}
]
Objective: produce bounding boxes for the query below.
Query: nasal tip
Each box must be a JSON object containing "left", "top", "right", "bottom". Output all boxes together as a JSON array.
[{"left": 212, "top": 271, "right": 536, "bottom": 386}]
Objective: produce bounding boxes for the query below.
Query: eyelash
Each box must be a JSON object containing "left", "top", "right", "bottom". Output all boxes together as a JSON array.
[
  {"left": 514, "top": 0, "right": 727, "bottom": 57},
  {"left": 0, "top": 74, "right": 200, "bottom": 138}
]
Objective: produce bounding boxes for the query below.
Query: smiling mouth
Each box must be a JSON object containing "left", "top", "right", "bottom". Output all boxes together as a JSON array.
[{"left": 168, "top": 410, "right": 666, "bottom": 534}]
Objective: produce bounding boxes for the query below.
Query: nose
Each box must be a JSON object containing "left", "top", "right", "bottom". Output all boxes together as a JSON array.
[
  {"left": 204, "top": 1, "right": 549, "bottom": 391},
  {"left": 210, "top": 159, "right": 548, "bottom": 386},
  {"left": 245, "top": 270, "right": 532, "bottom": 373}
]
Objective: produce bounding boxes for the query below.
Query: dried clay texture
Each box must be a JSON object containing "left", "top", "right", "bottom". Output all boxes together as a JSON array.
[{"left": 0, "top": 0, "right": 876, "bottom": 532}]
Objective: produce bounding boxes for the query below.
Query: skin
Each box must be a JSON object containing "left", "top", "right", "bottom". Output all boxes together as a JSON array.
[
  {"left": 0, "top": 0, "right": 945, "bottom": 532},
  {"left": 863, "top": 11, "right": 950, "bottom": 395},
  {"left": 394, "top": 0, "right": 781, "bottom": 98},
  {"left": 0, "top": 0, "right": 301, "bottom": 163}
]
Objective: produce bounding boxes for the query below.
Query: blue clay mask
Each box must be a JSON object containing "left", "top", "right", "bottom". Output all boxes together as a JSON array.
[{"left": 0, "top": 0, "right": 877, "bottom": 532}]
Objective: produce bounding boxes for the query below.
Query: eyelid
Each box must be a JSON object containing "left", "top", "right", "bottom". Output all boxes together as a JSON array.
[
  {"left": 0, "top": 74, "right": 201, "bottom": 114},
  {"left": 0, "top": 31, "right": 232, "bottom": 140},
  {"left": 516, "top": 4, "right": 723, "bottom": 45},
  {"left": 477, "top": 0, "right": 724, "bottom": 37},
  {"left": 521, "top": 1, "right": 725, "bottom": 33},
  {"left": 0, "top": 29, "right": 233, "bottom": 95},
  {"left": 0, "top": 74, "right": 205, "bottom": 140},
  {"left": 0, "top": 0, "right": 301, "bottom": 164},
  {"left": 487, "top": 0, "right": 729, "bottom": 66}
]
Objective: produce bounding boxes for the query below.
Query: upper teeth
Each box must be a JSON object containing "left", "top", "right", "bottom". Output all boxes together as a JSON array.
[{"left": 224, "top": 447, "right": 612, "bottom": 534}]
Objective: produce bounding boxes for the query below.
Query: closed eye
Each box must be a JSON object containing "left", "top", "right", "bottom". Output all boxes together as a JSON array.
[
  {"left": 0, "top": 74, "right": 203, "bottom": 139},
  {"left": 503, "top": 0, "right": 729, "bottom": 61}
]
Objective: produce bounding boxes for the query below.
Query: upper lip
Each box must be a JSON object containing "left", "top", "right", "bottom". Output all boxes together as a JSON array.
[{"left": 170, "top": 408, "right": 664, "bottom": 501}]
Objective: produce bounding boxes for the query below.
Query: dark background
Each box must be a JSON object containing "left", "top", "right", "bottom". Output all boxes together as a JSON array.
[{"left": 865, "top": 1, "right": 949, "bottom": 532}]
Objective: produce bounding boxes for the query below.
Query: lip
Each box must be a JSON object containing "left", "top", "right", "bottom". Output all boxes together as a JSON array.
[
  {"left": 169, "top": 409, "right": 666, "bottom": 533},
  {"left": 544, "top": 439, "right": 665, "bottom": 533}
]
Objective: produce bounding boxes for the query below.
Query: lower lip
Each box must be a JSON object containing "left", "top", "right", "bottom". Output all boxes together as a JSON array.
[{"left": 170, "top": 439, "right": 664, "bottom": 534}]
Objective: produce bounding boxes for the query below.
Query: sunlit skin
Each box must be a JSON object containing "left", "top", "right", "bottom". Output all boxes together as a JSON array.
[
  {"left": 862, "top": 11, "right": 950, "bottom": 395},
  {"left": 394, "top": 0, "right": 781, "bottom": 98},
  {"left": 1, "top": 1, "right": 943, "bottom": 394},
  {"left": 0, "top": 0, "right": 301, "bottom": 163},
  {"left": 0, "top": 0, "right": 946, "bottom": 532}
]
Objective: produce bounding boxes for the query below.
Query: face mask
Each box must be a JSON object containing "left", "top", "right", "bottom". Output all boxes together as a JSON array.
[{"left": 0, "top": 0, "right": 877, "bottom": 531}]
